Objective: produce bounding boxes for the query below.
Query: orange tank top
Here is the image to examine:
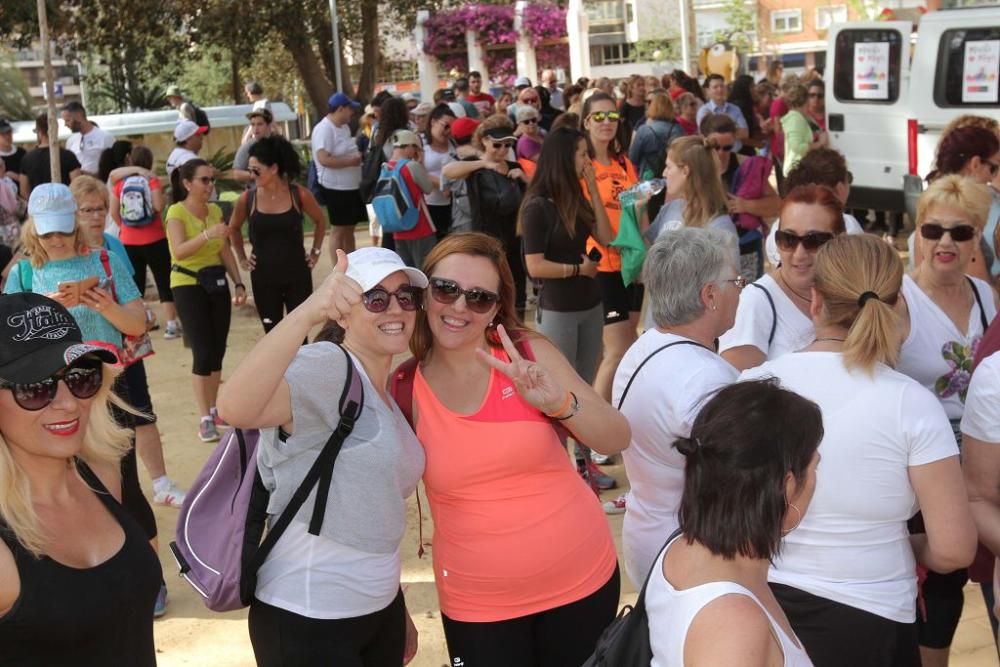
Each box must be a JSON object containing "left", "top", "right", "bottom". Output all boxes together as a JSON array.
[
  {"left": 584, "top": 156, "right": 638, "bottom": 273},
  {"left": 413, "top": 345, "right": 618, "bottom": 622}
]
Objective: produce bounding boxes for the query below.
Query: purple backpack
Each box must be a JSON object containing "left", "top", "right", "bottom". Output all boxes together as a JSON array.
[{"left": 169, "top": 345, "right": 364, "bottom": 611}]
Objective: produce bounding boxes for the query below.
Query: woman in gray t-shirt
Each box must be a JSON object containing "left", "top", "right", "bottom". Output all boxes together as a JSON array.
[{"left": 218, "top": 246, "right": 428, "bottom": 667}]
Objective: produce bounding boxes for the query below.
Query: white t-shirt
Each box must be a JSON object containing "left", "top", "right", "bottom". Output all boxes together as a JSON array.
[
  {"left": 718, "top": 273, "right": 814, "bottom": 362},
  {"left": 166, "top": 147, "right": 199, "bottom": 178},
  {"left": 896, "top": 274, "right": 997, "bottom": 421},
  {"left": 613, "top": 330, "right": 738, "bottom": 588},
  {"left": 764, "top": 213, "right": 863, "bottom": 266},
  {"left": 311, "top": 117, "right": 361, "bottom": 191},
  {"left": 65, "top": 126, "right": 114, "bottom": 175},
  {"left": 961, "top": 351, "right": 1000, "bottom": 443},
  {"left": 422, "top": 144, "right": 454, "bottom": 206},
  {"left": 742, "top": 352, "right": 959, "bottom": 622}
]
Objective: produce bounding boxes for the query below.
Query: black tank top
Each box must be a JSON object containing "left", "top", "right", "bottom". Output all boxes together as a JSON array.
[
  {"left": 0, "top": 460, "right": 161, "bottom": 666},
  {"left": 248, "top": 186, "right": 308, "bottom": 283}
]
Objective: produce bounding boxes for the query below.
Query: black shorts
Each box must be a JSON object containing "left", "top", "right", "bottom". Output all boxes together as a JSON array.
[
  {"left": 320, "top": 186, "right": 364, "bottom": 227},
  {"left": 595, "top": 271, "right": 644, "bottom": 325}
]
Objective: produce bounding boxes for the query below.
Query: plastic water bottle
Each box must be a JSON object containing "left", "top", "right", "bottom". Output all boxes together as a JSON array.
[{"left": 619, "top": 178, "right": 666, "bottom": 208}]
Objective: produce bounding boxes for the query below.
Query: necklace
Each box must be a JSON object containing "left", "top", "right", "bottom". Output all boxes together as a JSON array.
[
  {"left": 813, "top": 337, "right": 845, "bottom": 343},
  {"left": 777, "top": 270, "right": 813, "bottom": 303}
]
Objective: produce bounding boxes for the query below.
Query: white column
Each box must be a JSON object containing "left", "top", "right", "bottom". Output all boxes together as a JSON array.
[
  {"left": 466, "top": 29, "right": 487, "bottom": 77},
  {"left": 567, "top": 0, "right": 591, "bottom": 81},
  {"left": 514, "top": 1, "right": 539, "bottom": 83},
  {"left": 415, "top": 11, "right": 439, "bottom": 101}
]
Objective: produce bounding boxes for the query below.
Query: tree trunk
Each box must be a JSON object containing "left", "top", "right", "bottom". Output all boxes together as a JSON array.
[
  {"left": 284, "top": 36, "right": 334, "bottom": 119},
  {"left": 356, "top": 0, "right": 379, "bottom": 103},
  {"left": 230, "top": 46, "right": 241, "bottom": 104}
]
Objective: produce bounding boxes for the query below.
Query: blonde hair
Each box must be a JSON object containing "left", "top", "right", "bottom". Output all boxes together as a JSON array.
[
  {"left": 785, "top": 84, "right": 809, "bottom": 109},
  {"left": 916, "top": 175, "right": 992, "bottom": 231},
  {"left": 668, "top": 135, "right": 728, "bottom": 228},
  {"left": 20, "top": 217, "right": 87, "bottom": 268},
  {"left": 813, "top": 234, "right": 904, "bottom": 374},
  {"left": 0, "top": 363, "right": 133, "bottom": 556},
  {"left": 69, "top": 175, "right": 110, "bottom": 210},
  {"left": 646, "top": 91, "right": 675, "bottom": 122},
  {"left": 472, "top": 114, "right": 515, "bottom": 151}
]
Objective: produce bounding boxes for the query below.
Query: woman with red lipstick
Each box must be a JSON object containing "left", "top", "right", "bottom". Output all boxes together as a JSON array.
[
  {"left": 895, "top": 175, "right": 998, "bottom": 667},
  {"left": 720, "top": 184, "right": 846, "bottom": 372},
  {"left": 0, "top": 292, "right": 161, "bottom": 664}
]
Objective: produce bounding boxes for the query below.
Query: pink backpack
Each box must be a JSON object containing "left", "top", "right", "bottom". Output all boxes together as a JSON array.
[{"left": 169, "top": 345, "right": 364, "bottom": 611}]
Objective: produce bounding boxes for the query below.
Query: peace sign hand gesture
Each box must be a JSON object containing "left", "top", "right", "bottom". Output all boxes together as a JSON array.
[{"left": 475, "top": 324, "right": 567, "bottom": 415}]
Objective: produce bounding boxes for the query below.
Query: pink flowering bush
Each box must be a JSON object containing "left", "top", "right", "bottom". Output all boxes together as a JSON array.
[
  {"left": 423, "top": 11, "right": 467, "bottom": 56},
  {"left": 522, "top": 3, "right": 568, "bottom": 47},
  {"left": 536, "top": 43, "right": 570, "bottom": 71},
  {"left": 484, "top": 51, "right": 517, "bottom": 85}
]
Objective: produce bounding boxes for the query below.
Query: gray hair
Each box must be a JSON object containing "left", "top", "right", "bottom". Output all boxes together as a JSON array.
[{"left": 643, "top": 227, "right": 737, "bottom": 327}]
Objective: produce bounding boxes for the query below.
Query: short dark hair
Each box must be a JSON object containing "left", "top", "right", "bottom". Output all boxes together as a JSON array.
[
  {"left": 61, "top": 100, "right": 86, "bottom": 115},
  {"left": 699, "top": 112, "right": 736, "bottom": 136},
  {"left": 469, "top": 71, "right": 482, "bottom": 80},
  {"left": 703, "top": 73, "right": 725, "bottom": 88},
  {"left": 677, "top": 378, "right": 823, "bottom": 560},
  {"left": 428, "top": 103, "right": 456, "bottom": 125},
  {"left": 248, "top": 135, "right": 302, "bottom": 181},
  {"left": 454, "top": 77, "right": 470, "bottom": 93},
  {"left": 784, "top": 147, "right": 849, "bottom": 192},
  {"left": 245, "top": 80, "right": 263, "bottom": 95},
  {"left": 35, "top": 113, "right": 48, "bottom": 135}
]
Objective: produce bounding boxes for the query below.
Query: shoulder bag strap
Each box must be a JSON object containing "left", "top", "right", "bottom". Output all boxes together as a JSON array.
[
  {"left": 750, "top": 283, "right": 777, "bottom": 346},
  {"left": 967, "top": 276, "right": 989, "bottom": 331},
  {"left": 616, "top": 340, "right": 707, "bottom": 410},
  {"left": 631, "top": 528, "right": 684, "bottom": 613}
]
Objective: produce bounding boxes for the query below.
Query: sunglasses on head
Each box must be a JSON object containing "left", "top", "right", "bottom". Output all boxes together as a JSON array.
[
  {"left": 588, "top": 111, "right": 621, "bottom": 124},
  {"left": 1, "top": 358, "right": 103, "bottom": 411},
  {"left": 429, "top": 277, "right": 500, "bottom": 314},
  {"left": 361, "top": 285, "right": 424, "bottom": 313},
  {"left": 919, "top": 223, "right": 976, "bottom": 242},
  {"left": 774, "top": 230, "right": 835, "bottom": 252}
]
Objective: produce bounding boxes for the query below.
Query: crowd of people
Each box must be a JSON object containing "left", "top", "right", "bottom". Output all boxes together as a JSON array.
[{"left": 0, "top": 61, "right": 999, "bottom": 667}]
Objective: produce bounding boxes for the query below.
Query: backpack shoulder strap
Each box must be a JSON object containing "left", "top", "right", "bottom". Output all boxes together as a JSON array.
[
  {"left": 390, "top": 357, "right": 419, "bottom": 428},
  {"left": 17, "top": 259, "right": 32, "bottom": 292},
  {"left": 616, "top": 340, "right": 707, "bottom": 410},
  {"left": 967, "top": 276, "right": 990, "bottom": 331},
  {"left": 632, "top": 528, "right": 683, "bottom": 613},
  {"left": 750, "top": 282, "right": 777, "bottom": 346}
]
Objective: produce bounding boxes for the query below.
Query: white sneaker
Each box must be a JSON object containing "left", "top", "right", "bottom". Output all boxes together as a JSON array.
[
  {"left": 591, "top": 451, "right": 613, "bottom": 465},
  {"left": 153, "top": 481, "right": 187, "bottom": 508},
  {"left": 164, "top": 321, "right": 182, "bottom": 340}
]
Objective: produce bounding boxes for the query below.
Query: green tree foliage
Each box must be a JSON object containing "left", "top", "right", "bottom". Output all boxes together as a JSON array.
[
  {"left": 713, "top": 0, "right": 756, "bottom": 53},
  {"left": 0, "top": 55, "right": 34, "bottom": 121}
]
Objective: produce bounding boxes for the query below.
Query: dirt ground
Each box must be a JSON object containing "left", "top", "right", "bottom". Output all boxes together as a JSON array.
[{"left": 142, "top": 230, "right": 998, "bottom": 667}]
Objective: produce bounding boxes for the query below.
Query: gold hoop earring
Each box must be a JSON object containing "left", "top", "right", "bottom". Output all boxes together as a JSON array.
[{"left": 782, "top": 503, "right": 802, "bottom": 535}]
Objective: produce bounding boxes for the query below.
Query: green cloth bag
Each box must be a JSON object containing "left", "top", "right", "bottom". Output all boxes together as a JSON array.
[{"left": 610, "top": 196, "right": 646, "bottom": 287}]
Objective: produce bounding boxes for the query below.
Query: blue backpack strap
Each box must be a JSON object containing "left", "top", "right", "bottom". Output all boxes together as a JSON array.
[
  {"left": 750, "top": 282, "right": 777, "bottom": 346},
  {"left": 391, "top": 158, "right": 416, "bottom": 209}
]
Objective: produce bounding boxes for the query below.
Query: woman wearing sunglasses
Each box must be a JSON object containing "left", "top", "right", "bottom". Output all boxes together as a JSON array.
[
  {"left": 741, "top": 234, "right": 976, "bottom": 667},
  {"left": 218, "top": 247, "right": 425, "bottom": 667},
  {"left": 229, "top": 135, "right": 326, "bottom": 334},
  {"left": 0, "top": 292, "right": 161, "bottom": 665},
  {"left": 895, "top": 175, "right": 998, "bottom": 667},
  {"left": 398, "top": 232, "right": 628, "bottom": 666},
  {"left": 720, "top": 184, "right": 846, "bottom": 372},
  {"left": 165, "top": 159, "right": 245, "bottom": 442}
]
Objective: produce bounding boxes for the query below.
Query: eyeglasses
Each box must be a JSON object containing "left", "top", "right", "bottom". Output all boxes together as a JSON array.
[
  {"left": 721, "top": 276, "right": 748, "bottom": 289},
  {"left": 588, "top": 111, "right": 621, "bottom": 124},
  {"left": 248, "top": 167, "right": 262, "bottom": 176},
  {"left": 195, "top": 176, "right": 216, "bottom": 185},
  {"left": 919, "top": 223, "right": 977, "bottom": 242},
  {"left": 714, "top": 143, "right": 734, "bottom": 153},
  {"left": 808, "top": 93, "right": 825, "bottom": 99},
  {"left": 361, "top": 285, "right": 423, "bottom": 313},
  {"left": 429, "top": 277, "right": 500, "bottom": 314},
  {"left": 520, "top": 118, "right": 538, "bottom": 125},
  {"left": 79, "top": 206, "right": 107, "bottom": 216},
  {"left": 488, "top": 141, "right": 514, "bottom": 150},
  {"left": 1, "top": 358, "right": 103, "bottom": 411},
  {"left": 39, "top": 230, "right": 74, "bottom": 240},
  {"left": 774, "top": 230, "right": 835, "bottom": 252},
  {"left": 521, "top": 97, "right": 540, "bottom": 104}
]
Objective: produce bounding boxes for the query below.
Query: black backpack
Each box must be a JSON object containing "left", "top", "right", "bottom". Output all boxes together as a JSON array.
[
  {"left": 467, "top": 165, "right": 524, "bottom": 240},
  {"left": 191, "top": 104, "right": 210, "bottom": 132},
  {"left": 359, "top": 141, "right": 387, "bottom": 203}
]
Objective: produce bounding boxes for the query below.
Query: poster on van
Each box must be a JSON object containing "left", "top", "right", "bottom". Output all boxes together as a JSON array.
[
  {"left": 853, "top": 42, "right": 890, "bottom": 100},
  {"left": 962, "top": 40, "right": 999, "bottom": 104}
]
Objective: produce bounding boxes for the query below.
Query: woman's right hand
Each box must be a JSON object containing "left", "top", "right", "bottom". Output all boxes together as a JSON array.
[
  {"left": 579, "top": 254, "right": 599, "bottom": 278},
  {"left": 302, "top": 249, "right": 362, "bottom": 325},
  {"left": 206, "top": 222, "right": 229, "bottom": 240}
]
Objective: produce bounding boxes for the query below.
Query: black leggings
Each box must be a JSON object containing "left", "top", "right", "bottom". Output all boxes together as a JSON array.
[
  {"left": 172, "top": 284, "right": 231, "bottom": 376},
  {"left": 250, "top": 270, "right": 312, "bottom": 333},
  {"left": 441, "top": 565, "right": 621, "bottom": 667},
  {"left": 112, "top": 375, "right": 157, "bottom": 541},
  {"left": 125, "top": 239, "right": 173, "bottom": 303},
  {"left": 249, "top": 589, "right": 406, "bottom": 667}
]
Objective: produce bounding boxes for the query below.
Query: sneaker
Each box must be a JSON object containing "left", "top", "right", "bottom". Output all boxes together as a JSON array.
[
  {"left": 210, "top": 407, "right": 228, "bottom": 429},
  {"left": 154, "top": 584, "right": 168, "bottom": 618},
  {"left": 152, "top": 481, "right": 187, "bottom": 508},
  {"left": 164, "top": 321, "right": 182, "bottom": 340},
  {"left": 198, "top": 418, "right": 220, "bottom": 443},
  {"left": 591, "top": 451, "right": 613, "bottom": 465},
  {"left": 583, "top": 459, "right": 617, "bottom": 491},
  {"left": 603, "top": 493, "right": 627, "bottom": 515}
]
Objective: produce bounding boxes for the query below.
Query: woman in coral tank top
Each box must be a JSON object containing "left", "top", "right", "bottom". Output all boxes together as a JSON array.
[{"left": 402, "top": 232, "right": 630, "bottom": 666}]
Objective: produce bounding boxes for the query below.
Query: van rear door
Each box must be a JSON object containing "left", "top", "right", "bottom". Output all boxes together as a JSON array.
[{"left": 827, "top": 21, "right": 913, "bottom": 213}]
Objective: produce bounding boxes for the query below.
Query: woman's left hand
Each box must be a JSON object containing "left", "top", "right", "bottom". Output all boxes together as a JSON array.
[
  {"left": 403, "top": 612, "right": 419, "bottom": 665},
  {"left": 726, "top": 194, "right": 748, "bottom": 214},
  {"left": 508, "top": 168, "right": 526, "bottom": 183},
  {"left": 232, "top": 284, "right": 247, "bottom": 307},
  {"left": 476, "top": 324, "right": 566, "bottom": 414},
  {"left": 80, "top": 286, "right": 115, "bottom": 315}
]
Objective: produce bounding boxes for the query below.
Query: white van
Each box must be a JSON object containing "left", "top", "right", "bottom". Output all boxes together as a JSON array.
[{"left": 826, "top": 7, "right": 1000, "bottom": 219}]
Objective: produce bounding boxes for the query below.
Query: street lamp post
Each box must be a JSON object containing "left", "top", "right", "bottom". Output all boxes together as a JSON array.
[{"left": 328, "top": 0, "right": 344, "bottom": 92}]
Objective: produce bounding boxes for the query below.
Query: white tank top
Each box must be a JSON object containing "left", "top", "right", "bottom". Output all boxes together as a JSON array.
[{"left": 646, "top": 538, "right": 813, "bottom": 667}]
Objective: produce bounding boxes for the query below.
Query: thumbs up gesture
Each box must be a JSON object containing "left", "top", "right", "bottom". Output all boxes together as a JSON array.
[{"left": 305, "top": 249, "right": 363, "bottom": 325}]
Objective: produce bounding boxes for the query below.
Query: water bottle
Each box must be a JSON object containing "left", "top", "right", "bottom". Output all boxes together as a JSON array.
[{"left": 619, "top": 178, "right": 666, "bottom": 203}]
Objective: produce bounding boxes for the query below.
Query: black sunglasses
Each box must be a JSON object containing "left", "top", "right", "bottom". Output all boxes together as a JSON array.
[
  {"left": 1, "top": 358, "right": 104, "bottom": 411},
  {"left": 774, "top": 230, "right": 835, "bottom": 252},
  {"left": 919, "top": 223, "right": 976, "bottom": 242},
  {"left": 488, "top": 141, "right": 514, "bottom": 150},
  {"left": 715, "top": 143, "right": 734, "bottom": 152},
  {"left": 429, "top": 277, "right": 500, "bottom": 314},
  {"left": 248, "top": 167, "right": 262, "bottom": 176},
  {"left": 520, "top": 118, "right": 538, "bottom": 125},
  {"left": 362, "top": 285, "right": 423, "bottom": 313}
]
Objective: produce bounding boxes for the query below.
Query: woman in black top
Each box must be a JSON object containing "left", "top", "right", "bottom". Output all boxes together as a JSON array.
[
  {"left": 231, "top": 135, "right": 327, "bottom": 333},
  {"left": 0, "top": 292, "right": 161, "bottom": 666}
]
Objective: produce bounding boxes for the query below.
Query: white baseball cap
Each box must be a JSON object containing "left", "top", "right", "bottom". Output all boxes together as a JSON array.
[
  {"left": 174, "top": 119, "right": 208, "bottom": 143},
  {"left": 28, "top": 183, "right": 77, "bottom": 235},
  {"left": 345, "top": 247, "right": 428, "bottom": 291}
]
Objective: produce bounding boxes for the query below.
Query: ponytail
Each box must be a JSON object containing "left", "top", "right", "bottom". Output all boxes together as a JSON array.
[{"left": 813, "top": 234, "right": 904, "bottom": 374}]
